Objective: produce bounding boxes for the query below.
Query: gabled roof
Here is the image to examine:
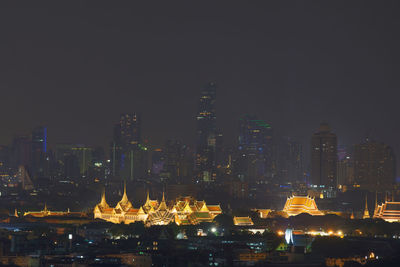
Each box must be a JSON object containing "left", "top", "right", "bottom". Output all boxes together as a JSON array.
[
  {"left": 233, "top": 216, "right": 254, "bottom": 226},
  {"left": 283, "top": 195, "right": 323, "bottom": 216},
  {"left": 373, "top": 201, "right": 400, "bottom": 222}
]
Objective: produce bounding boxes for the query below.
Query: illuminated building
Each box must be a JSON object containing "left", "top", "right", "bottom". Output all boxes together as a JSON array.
[
  {"left": 373, "top": 201, "right": 400, "bottom": 222},
  {"left": 93, "top": 185, "right": 147, "bottom": 224},
  {"left": 94, "top": 187, "right": 222, "bottom": 226},
  {"left": 354, "top": 140, "right": 395, "bottom": 191},
  {"left": 362, "top": 195, "right": 370, "bottom": 219},
  {"left": 237, "top": 114, "right": 274, "bottom": 183},
  {"left": 252, "top": 209, "right": 271, "bottom": 219},
  {"left": 282, "top": 195, "right": 323, "bottom": 217},
  {"left": 24, "top": 204, "right": 85, "bottom": 218},
  {"left": 146, "top": 193, "right": 174, "bottom": 226},
  {"left": 172, "top": 196, "right": 222, "bottom": 225},
  {"left": 196, "top": 82, "right": 218, "bottom": 182},
  {"left": 311, "top": 123, "right": 337, "bottom": 187},
  {"left": 233, "top": 216, "right": 254, "bottom": 226}
]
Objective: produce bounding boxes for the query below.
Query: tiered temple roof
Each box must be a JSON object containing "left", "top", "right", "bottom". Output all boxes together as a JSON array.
[
  {"left": 282, "top": 195, "right": 323, "bottom": 217},
  {"left": 233, "top": 216, "right": 254, "bottom": 226},
  {"left": 93, "top": 188, "right": 222, "bottom": 226},
  {"left": 373, "top": 201, "right": 400, "bottom": 222}
]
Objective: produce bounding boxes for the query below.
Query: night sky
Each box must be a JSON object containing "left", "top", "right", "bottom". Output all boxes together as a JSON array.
[{"left": 1, "top": 2, "right": 400, "bottom": 165}]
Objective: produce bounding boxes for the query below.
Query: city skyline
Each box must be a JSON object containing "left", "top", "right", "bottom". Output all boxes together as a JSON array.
[{"left": 1, "top": 2, "right": 400, "bottom": 266}]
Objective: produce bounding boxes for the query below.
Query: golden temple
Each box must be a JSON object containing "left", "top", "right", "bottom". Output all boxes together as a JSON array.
[{"left": 93, "top": 185, "right": 222, "bottom": 226}]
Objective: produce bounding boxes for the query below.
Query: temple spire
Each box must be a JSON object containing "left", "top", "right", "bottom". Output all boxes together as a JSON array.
[
  {"left": 100, "top": 188, "right": 109, "bottom": 208},
  {"left": 146, "top": 190, "right": 150, "bottom": 204},
  {"left": 363, "top": 195, "right": 370, "bottom": 219},
  {"left": 121, "top": 180, "right": 128, "bottom": 202},
  {"left": 158, "top": 192, "right": 167, "bottom": 211}
]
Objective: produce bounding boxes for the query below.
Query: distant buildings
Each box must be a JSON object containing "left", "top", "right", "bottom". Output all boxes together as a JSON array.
[
  {"left": 336, "top": 155, "right": 354, "bottom": 187},
  {"left": 236, "top": 114, "right": 274, "bottom": 184},
  {"left": 353, "top": 140, "right": 395, "bottom": 191},
  {"left": 195, "top": 82, "right": 218, "bottom": 182},
  {"left": 31, "top": 126, "right": 47, "bottom": 178},
  {"left": 110, "top": 113, "right": 148, "bottom": 180},
  {"left": 278, "top": 137, "right": 303, "bottom": 183},
  {"left": 311, "top": 123, "right": 337, "bottom": 188},
  {"left": 55, "top": 144, "right": 92, "bottom": 179}
]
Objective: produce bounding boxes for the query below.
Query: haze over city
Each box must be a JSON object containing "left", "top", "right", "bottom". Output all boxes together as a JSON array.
[
  {"left": 1, "top": 2, "right": 400, "bottom": 267},
  {"left": 1, "top": 2, "right": 399, "bottom": 159}
]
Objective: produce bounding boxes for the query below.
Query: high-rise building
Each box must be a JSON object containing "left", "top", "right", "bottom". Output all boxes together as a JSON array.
[
  {"left": 195, "top": 82, "right": 217, "bottom": 182},
  {"left": 278, "top": 137, "right": 303, "bottom": 183},
  {"left": 311, "top": 123, "right": 337, "bottom": 188},
  {"left": 236, "top": 115, "right": 274, "bottom": 184},
  {"left": 110, "top": 113, "right": 143, "bottom": 179},
  {"left": 111, "top": 123, "right": 123, "bottom": 177},
  {"left": 11, "top": 135, "right": 31, "bottom": 171},
  {"left": 55, "top": 144, "right": 92, "bottom": 179},
  {"left": 31, "top": 126, "right": 47, "bottom": 178},
  {"left": 119, "top": 113, "right": 141, "bottom": 149},
  {"left": 353, "top": 140, "right": 396, "bottom": 191},
  {"left": 0, "top": 145, "right": 9, "bottom": 173},
  {"left": 151, "top": 148, "right": 165, "bottom": 175},
  {"left": 336, "top": 154, "right": 354, "bottom": 187}
]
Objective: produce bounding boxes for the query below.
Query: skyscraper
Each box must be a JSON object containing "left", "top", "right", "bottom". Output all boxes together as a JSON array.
[
  {"left": 236, "top": 115, "right": 274, "bottom": 184},
  {"left": 31, "top": 126, "right": 47, "bottom": 178},
  {"left": 353, "top": 140, "right": 396, "bottom": 191},
  {"left": 278, "top": 137, "right": 304, "bottom": 183},
  {"left": 119, "top": 113, "right": 141, "bottom": 149},
  {"left": 311, "top": 123, "right": 337, "bottom": 188},
  {"left": 110, "top": 113, "right": 146, "bottom": 181},
  {"left": 196, "top": 82, "right": 217, "bottom": 182},
  {"left": 11, "top": 135, "right": 31, "bottom": 171}
]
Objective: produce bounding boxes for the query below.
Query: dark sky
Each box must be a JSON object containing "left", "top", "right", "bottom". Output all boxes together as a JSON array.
[{"left": 0, "top": 1, "right": 400, "bottom": 163}]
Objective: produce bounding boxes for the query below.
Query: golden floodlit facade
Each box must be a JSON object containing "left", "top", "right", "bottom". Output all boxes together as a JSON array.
[
  {"left": 24, "top": 204, "right": 85, "bottom": 218},
  {"left": 93, "top": 185, "right": 222, "bottom": 226},
  {"left": 282, "top": 195, "right": 324, "bottom": 217},
  {"left": 373, "top": 201, "right": 400, "bottom": 222}
]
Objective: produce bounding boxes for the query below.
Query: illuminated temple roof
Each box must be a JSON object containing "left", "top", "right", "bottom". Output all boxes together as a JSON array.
[
  {"left": 282, "top": 195, "right": 323, "bottom": 217},
  {"left": 24, "top": 204, "right": 85, "bottom": 218},
  {"left": 94, "top": 188, "right": 222, "bottom": 226},
  {"left": 373, "top": 201, "right": 400, "bottom": 222},
  {"left": 115, "top": 182, "right": 133, "bottom": 212},
  {"left": 233, "top": 216, "right": 254, "bottom": 226}
]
